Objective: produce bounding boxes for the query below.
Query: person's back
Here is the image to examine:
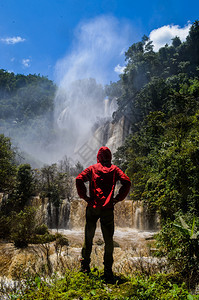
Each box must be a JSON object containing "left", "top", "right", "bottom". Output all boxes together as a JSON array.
[
  {"left": 76, "top": 146, "right": 131, "bottom": 209},
  {"left": 76, "top": 146, "right": 131, "bottom": 282}
]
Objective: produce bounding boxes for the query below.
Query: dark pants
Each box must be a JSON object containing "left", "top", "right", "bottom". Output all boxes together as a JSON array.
[{"left": 82, "top": 206, "right": 114, "bottom": 270}]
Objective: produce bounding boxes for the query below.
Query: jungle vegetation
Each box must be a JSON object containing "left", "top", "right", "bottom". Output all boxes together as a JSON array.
[
  {"left": 109, "top": 20, "right": 199, "bottom": 288},
  {"left": 0, "top": 20, "right": 199, "bottom": 298}
]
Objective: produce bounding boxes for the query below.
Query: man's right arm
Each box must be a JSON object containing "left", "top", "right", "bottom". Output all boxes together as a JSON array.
[{"left": 76, "top": 167, "right": 91, "bottom": 201}]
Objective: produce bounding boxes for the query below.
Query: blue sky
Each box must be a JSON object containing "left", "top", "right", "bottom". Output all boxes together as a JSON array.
[{"left": 0, "top": 0, "right": 198, "bottom": 85}]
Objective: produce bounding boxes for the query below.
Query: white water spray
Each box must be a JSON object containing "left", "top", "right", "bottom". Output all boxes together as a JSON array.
[{"left": 53, "top": 16, "right": 132, "bottom": 165}]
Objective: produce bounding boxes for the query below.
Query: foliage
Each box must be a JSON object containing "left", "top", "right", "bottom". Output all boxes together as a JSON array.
[
  {"left": 1, "top": 163, "right": 34, "bottom": 215},
  {"left": 110, "top": 22, "right": 199, "bottom": 288},
  {"left": 30, "top": 232, "right": 55, "bottom": 245},
  {"left": 0, "top": 70, "right": 56, "bottom": 163},
  {"left": 37, "top": 163, "right": 71, "bottom": 205},
  {"left": 14, "top": 164, "right": 34, "bottom": 210},
  {"left": 0, "top": 214, "right": 11, "bottom": 239},
  {"left": 9, "top": 270, "right": 198, "bottom": 299},
  {"left": 112, "top": 22, "right": 199, "bottom": 223},
  {"left": 121, "top": 111, "right": 199, "bottom": 221},
  {"left": 32, "top": 224, "right": 56, "bottom": 245},
  {"left": 54, "top": 233, "right": 69, "bottom": 248},
  {"left": 105, "top": 80, "right": 123, "bottom": 101},
  {"left": 34, "top": 223, "right": 49, "bottom": 235},
  {"left": 0, "top": 134, "right": 17, "bottom": 193},
  {"left": 54, "top": 233, "right": 69, "bottom": 257},
  {"left": 70, "top": 161, "right": 84, "bottom": 176},
  {"left": 111, "top": 20, "right": 199, "bottom": 126},
  {"left": 0, "top": 70, "right": 55, "bottom": 123},
  {"left": 10, "top": 207, "right": 37, "bottom": 248},
  {"left": 156, "top": 214, "right": 199, "bottom": 288},
  {"left": 2, "top": 206, "right": 55, "bottom": 247},
  {"left": 0, "top": 137, "right": 72, "bottom": 241},
  {"left": 31, "top": 162, "right": 72, "bottom": 230},
  {"left": 0, "top": 207, "right": 56, "bottom": 247}
]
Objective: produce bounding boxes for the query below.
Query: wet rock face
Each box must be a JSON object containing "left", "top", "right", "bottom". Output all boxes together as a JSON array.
[
  {"left": 0, "top": 243, "right": 50, "bottom": 279},
  {"left": 69, "top": 200, "right": 87, "bottom": 229},
  {"left": 29, "top": 194, "right": 159, "bottom": 232},
  {"left": 0, "top": 227, "right": 159, "bottom": 280},
  {"left": 1, "top": 230, "right": 162, "bottom": 282},
  {"left": 79, "top": 116, "right": 131, "bottom": 166},
  {"left": 29, "top": 176, "right": 159, "bottom": 232},
  {"left": 114, "top": 200, "right": 134, "bottom": 228},
  {"left": 66, "top": 199, "right": 159, "bottom": 231}
]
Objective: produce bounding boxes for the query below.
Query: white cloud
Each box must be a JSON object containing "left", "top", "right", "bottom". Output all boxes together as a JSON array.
[
  {"left": 149, "top": 23, "right": 191, "bottom": 51},
  {"left": 114, "top": 64, "right": 125, "bottom": 74},
  {"left": 22, "top": 58, "right": 31, "bottom": 67},
  {"left": 1, "top": 36, "right": 26, "bottom": 44}
]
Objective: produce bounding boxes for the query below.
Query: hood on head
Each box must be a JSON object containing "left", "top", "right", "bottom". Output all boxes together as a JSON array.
[{"left": 97, "top": 147, "right": 112, "bottom": 164}]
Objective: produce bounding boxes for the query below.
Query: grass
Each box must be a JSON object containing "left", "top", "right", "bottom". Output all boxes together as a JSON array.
[{"left": 4, "top": 269, "right": 199, "bottom": 300}]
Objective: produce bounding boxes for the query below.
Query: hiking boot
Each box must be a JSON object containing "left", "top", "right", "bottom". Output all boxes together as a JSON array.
[
  {"left": 80, "top": 259, "right": 91, "bottom": 274},
  {"left": 104, "top": 268, "right": 114, "bottom": 284}
]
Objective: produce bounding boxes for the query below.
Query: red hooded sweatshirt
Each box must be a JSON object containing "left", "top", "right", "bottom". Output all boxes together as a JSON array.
[{"left": 76, "top": 147, "right": 131, "bottom": 209}]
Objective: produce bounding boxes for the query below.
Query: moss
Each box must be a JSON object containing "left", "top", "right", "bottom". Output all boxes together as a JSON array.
[{"left": 8, "top": 269, "right": 199, "bottom": 300}]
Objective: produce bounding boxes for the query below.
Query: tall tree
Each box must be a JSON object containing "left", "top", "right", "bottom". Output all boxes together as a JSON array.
[{"left": 0, "top": 134, "right": 16, "bottom": 193}]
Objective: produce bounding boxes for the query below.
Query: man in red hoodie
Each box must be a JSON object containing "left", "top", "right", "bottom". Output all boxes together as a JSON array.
[{"left": 76, "top": 146, "right": 131, "bottom": 282}]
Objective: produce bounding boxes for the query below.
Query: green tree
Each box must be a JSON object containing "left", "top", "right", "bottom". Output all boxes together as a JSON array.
[
  {"left": 15, "top": 164, "right": 34, "bottom": 210},
  {"left": 156, "top": 214, "right": 199, "bottom": 288},
  {"left": 0, "top": 134, "right": 16, "bottom": 193},
  {"left": 10, "top": 207, "right": 36, "bottom": 248},
  {"left": 186, "top": 20, "right": 199, "bottom": 69},
  {"left": 38, "top": 163, "right": 71, "bottom": 230}
]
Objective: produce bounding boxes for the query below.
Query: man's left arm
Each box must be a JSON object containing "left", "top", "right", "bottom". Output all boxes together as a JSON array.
[{"left": 114, "top": 167, "right": 131, "bottom": 203}]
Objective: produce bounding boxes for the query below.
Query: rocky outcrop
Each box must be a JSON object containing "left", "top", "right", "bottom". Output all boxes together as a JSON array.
[
  {"left": 74, "top": 115, "right": 131, "bottom": 166},
  {"left": 29, "top": 194, "right": 159, "bottom": 231}
]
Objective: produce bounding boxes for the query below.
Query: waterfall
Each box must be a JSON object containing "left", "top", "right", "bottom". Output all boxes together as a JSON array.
[
  {"left": 47, "top": 200, "right": 70, "bottom": 229},
  {"left": 29, "top": 194, "right": 159, "bottom": 232},
  {"left": 67, "top": 199, "right": 159, "bottom": 231},
  {"left": 54, "top": 91, "right": 127, "bottom": 166},
  {"left": 134, "top": 207, "right": 142, "bottom": 229},
  {"left": 104, "top": 97, "right": 109, "bottom": 117},
  {"left": 76, "top": 114, "right": 131, "bottom": 166},
  {"left": 28, "top": 88, "right": 157, "bottom": 231}
]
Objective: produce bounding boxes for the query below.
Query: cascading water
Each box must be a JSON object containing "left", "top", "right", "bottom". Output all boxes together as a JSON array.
[
  {"left": 104, "top": 97, "right": 109, "bottom": 117},
  {"left": 53, "top": 78, "right": 107, "bottom": 163},
  {"left": 54, "top": 74, "right": 130, "bottom": 166},
  {"left": 29, "top": 182, "right": 159, "bottom": 232}
]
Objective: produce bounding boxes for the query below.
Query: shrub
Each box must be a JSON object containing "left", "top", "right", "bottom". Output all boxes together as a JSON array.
[
  {"left": 35, "top": 224, "right": 49, "bottom": 235},
  {"left": 155, "top": 214, "right": 199, "bottom": 288},
  {"left": 10, "top": 207, "right": 36, "bottom": 248},
  {"left": 54, "top": 233, "right": 69, "bottom": 256},
  {"left": 0, "top": 214, "right": 11, "bottom": 239},
  {"left": 30, "top": 232, "right": 55, "bottom": 244}
]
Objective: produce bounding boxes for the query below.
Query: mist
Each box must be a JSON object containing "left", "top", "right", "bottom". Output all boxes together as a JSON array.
[
  {"left": 52, "top": 15, "right": 133, "bottom": 165},
  {"left": 1, "top": 16, "right": 133, "bottom": 167}
]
